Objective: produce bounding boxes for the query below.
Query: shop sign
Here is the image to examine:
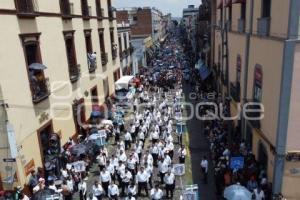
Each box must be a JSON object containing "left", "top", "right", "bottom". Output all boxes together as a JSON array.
[{"left": 24, "top": 159, "right": 35, "bottom": 176}]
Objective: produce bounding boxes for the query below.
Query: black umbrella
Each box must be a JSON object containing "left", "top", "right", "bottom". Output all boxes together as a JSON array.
[{"left": 70, "top": 143, "right": 88, "bottom": 157}]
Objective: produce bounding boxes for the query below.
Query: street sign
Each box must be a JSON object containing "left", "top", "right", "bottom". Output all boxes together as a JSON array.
[
  {"left": 230, "top": 157, "right": 244, "bottom": 170},
  {"left": 3, "top": 158, "right": 16, "bottom": 162}
]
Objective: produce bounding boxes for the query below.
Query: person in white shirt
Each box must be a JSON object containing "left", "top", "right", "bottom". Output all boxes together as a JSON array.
[
  {"left": 87, "top": 193, "right": 97, "bottom": 200},
  {"left": 145, "top": 163, "right": 153, "bottom": 188},
  {"left": 118, "top": 150, "right": 127, "bottom": 163},
  {"left": 253, "top": 187, "right": 265, "bottom": 200},
  {"left": 99, "top": 167, "right": 111, "bottom": 196},
  {"left": 108, "top": 182, "right": 119, "bottom": 200},
  {"left": 127, "top": 154, "right": 137, "bottom": 180},
  {"left": 201, "top": 156, "right": 208, "bottom": 184},
  {"left": 92, "top": 181, "right": 103, "bottom": 200},
  {"left": 48, "top": 180, "right": 63, "bottom": 194},
  {"left": 164, "top": 171, "right": 175, "bottom": 198},
  {"left": 124, "top": 131, "right": 132, "bottom": 150},
  {"left": 150, "top": 143, "right": 159, "bottom": 166},
  {"left": 66, "top": 177, "right": 74, "bottom": 193},
  {"left": 150, "top": 185, "right": 163, "bottom": 200},
  {"left": 178, "top": 145, "right": 187, "bottom": 164},
  {"left": 163, "top": 153, "right": 172, "bottom": 166},
  {"left": 120, "top": 169, "right": 133, "bottom": 196},
  {"left": 166, "top": 141, "right": 174, "bottom": 159},
  {"left": 158, "top": 159, "right": 169, "bottom": 184},
  {"left": 106, "top": 160, "right": 116, "bottom": 183},
  {"left": 78, "top": 178, "right": 87, "bottom": 200},
  {"left": 116, "top": 161, "right": 126, "bottom": 184},
  {"left": 136, "top": 167, "right": 149, "bottom": 197},
  {"left": 97, "top": 153, "right": 107, "bottom": 171},
  {"left": 125, "top": 193, "right": 136, "bottom": 200},
  {"left": 127, "top": 182, "right": 137, "bottom": 197}
]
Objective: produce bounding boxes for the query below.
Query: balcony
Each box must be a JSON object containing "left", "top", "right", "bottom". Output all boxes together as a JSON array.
[
  {"left": 69, "top": 64, "right": 81, "bottom": 82},
  {"left": 238, "top": 18, "right": 245, "bottom": 33},
  {"left": 108, "top": 6, "right": 116, "bottom": 20},
  {"left": 101, "top": 52, "right": 108, "bottom": 66},
  {"left": 15, "top": 0, "right": 38, "bottom": 17},
  {"left": 87, "top": 55, "right": 97, "bottom": 73},
  {"left": 225, "top": 20, "right": 231, "bottom": 31},
  {"left": 230, "top": 82, "right": 240, "bottom": 102},
  {"left": 112, "top": 48, "right": 118, "bottom": 60},
  {"left": 31, "top": 77, "right": 50, "bottom": 104},
  {"left": 257, "top": 17, "right": 271, "bottom": 36}
]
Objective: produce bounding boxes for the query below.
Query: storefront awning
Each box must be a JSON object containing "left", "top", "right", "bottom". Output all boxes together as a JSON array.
[{"left": 115, "top": 75, "right": 134, "bottom": 90}]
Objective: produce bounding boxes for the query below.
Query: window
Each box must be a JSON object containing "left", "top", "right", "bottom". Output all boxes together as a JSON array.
[
  {"left": 103, "top": 77, "right": 109, "bottom": 98},
  {"left": 110, "top": 28, "right": 117, "bottom": 60},
  {"left": 99, "top": 30, "right": 105, "bottom": 53},
  {"left": 81, "top": 0, "right": 89, "bottom": 18},
  {"left": 124, "top": 34, "right": 128, "bottom": 50},
  {"left": 253, "top": 64, "right": 263, "bottom": 102},
  {"left": 63, "top": 31, "right": 79, "bottom": 82},
  {"left": 91, "top": 86, "right": 99, "bottom": 104},
  {"left": 84, "top": 30, "right": 93, "bottom": 53},
  {"left": 262, "top": 0, "right": 271, "bottom": 18},
  {"left": 20, "top": 33, "right": 50, "bottom": 103},
  {"left": 15, "top": 0, "right": 35, "bottom": 14},
  {"left": 133, "top": 16, "right": 138, "bottom": 21},
  {"left": 60, "top": 0, "right": 71, "bottom": 16},
  {"left": 113, "top": 70, "right": 121, "bottom": 82},
  {"left": 95, "top": 0, "right": 102, "bottom": 17},
  {"left": 241, "top": 3, "right": 246, "bottom": 19},
  {"left": 118, "top": 36, "right": 122, "bottom": 57},
  {"left": 72, "top": 98, "right": 86, "bottom": 136}
]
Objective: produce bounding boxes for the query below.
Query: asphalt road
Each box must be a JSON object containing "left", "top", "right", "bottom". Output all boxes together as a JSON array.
[{"left": 183, "top": 82, "right": 218, "bottom": 200}]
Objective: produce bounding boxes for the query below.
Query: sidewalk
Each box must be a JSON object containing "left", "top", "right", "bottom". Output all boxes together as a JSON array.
[{"left": 183, "top": 83, "right": 218, "bottom": 200}]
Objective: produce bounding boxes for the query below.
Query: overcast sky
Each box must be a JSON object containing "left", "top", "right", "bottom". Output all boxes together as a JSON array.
[{"left": 113, "top": 0, "right": 202, "bottom": 17}]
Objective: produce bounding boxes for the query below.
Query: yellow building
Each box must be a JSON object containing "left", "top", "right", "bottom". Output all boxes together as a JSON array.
[
  {"left": 0, "top": 0, "right": 121, "bottom": 190},
  {"left": 213, "top": 0, "right": 300, "bottom": 199}
]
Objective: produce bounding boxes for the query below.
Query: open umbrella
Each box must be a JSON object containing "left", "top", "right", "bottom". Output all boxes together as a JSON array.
[
  {"left": 70, "top": 143, "right": 88, "bottom": 157},
  {"left": 224, "top": 184, "right": 252, "bottom": 200}
]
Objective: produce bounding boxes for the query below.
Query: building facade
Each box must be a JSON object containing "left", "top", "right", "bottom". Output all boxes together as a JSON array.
[
  {"left": 0, "top": 0, "right": 120, "bottom": 189},
  {"left": 212, "top": 0, "right": 300, "bottom": 199},
  {"left": 117, "top": 23, "right": 133, "bottom": 75},
  {"left": 116, "top": 7, "right": 165, "bottom": 42},
  {"left": 182, "top": 5, "right": 199, "bottom": 55}
]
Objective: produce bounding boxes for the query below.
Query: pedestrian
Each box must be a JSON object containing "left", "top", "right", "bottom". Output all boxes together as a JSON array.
[
  {"left": 150, "top": 185, "right": 163, "bottom": 200},
  {"left": 108, "top": 182, "right": 119, "bottom": 200},
  {"left": 201, "top": 156, "right": 208, "bottom": 184},
  {"left": 164, "top": 170, "right": 175, "bottom": 199},
  {"left": 178, "top": 145, "right": 187, "bottom": 164},
  {"left": 253, "top": 186, "right": 265, "bottom": 200},
  {"left": 78, "top": 178, "right": 87, "bottom": 200},
  {"left": 61, "top": 180, "right": 73, "bottom": 200},
  {"left": 136, "top": 167, "right": 149, "bottom": 197},
  {"left": 92, "top": 180, "right": 103, "bottom": 200},
  {"left": 124, "top": 131, "right": 132, "bottom": 150},
  {"left": 127, "top": 182, "right": 137, "bottom": 197},
  {"left": 99, "top": 167, "right": 111, "bottom": 196},
  {"left": 120, "top": 169, "right": 132, "bottom": 196}
]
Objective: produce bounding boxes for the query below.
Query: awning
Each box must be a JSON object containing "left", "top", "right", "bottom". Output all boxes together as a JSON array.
[
  {"left": 198, "top": 65, "right": 211, "bottom": 81},
  {"left": 115, "top": 75, "right": 134, "bottom": 90},
  {"left": 29, "top": 63, "right": 47, "bottom": 70}
]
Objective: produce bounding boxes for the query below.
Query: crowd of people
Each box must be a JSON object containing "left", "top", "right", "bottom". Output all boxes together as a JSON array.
[{"left": 14, "top": 30, "right": 189, "bottom": 200}]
